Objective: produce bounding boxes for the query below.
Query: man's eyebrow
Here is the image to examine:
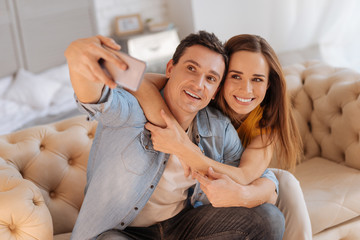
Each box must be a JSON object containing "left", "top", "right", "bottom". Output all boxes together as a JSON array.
[
  {"left": 228, "top": 70, "right": 266, "bottom": 78},
  {"left": 184, "top": 60, "right": 221, "bottom": 79}
]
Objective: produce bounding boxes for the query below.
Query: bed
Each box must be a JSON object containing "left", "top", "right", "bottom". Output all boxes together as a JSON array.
[{"left": 0, "top": 0, "right": 96, "bottom": 134}]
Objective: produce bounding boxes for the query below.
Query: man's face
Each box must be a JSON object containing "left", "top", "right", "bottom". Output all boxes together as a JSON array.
[{"left": 164, "top": 45, "right": 225, "bottom": 117}]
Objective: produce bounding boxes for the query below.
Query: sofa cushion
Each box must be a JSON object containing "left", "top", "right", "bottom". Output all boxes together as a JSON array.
[
  {"left": 295, "top": 157, "right": 360, "bottom": 234},
  {"left": 0, "top": 115, "right": 97, "bottom": 235}
]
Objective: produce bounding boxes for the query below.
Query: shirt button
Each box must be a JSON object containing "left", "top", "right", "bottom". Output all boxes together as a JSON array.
[
  {"left": 120, "top": 222, "right": 125, "bottom": 226},
  {"left": 134, "top": 207, "right": 138, "bottom": 210},
  {"left": 150, "top": 185, "right": 154, "bottom": 189},
  {"left": 145, "top": 145, "right": 149, "bottom": 150},
  {"left": 198, "top": 192, "right": 203, "bottom": 196}
]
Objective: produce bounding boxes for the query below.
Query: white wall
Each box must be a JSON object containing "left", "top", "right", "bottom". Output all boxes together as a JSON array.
[
  {"left": 165, "top": 0, "right": 360, "bottom": 72},
  {"left": 94, "top": 0, "right": 168, "bottom": 36},
  {"left": 94, "top": 0, "right": 360, "bottom": 71}
]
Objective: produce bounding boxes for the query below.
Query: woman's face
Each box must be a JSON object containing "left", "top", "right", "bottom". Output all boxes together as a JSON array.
[{"left": 223, "top": 50, "right": 269, "bottom": 119}]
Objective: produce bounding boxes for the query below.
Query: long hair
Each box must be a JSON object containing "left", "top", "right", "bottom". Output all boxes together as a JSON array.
[{"left": 213, "top": 34, "right": 302, "bottom": 171}]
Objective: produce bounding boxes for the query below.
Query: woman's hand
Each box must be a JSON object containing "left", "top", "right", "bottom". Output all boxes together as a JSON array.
[
  {"left": 193, "top": 167, "right": 250, "bottom": 208},
  {"left": 145, "top": 109, "right": 190, "bottom": 156},
  {"left": 65, "top": 35, "right": 128, "bottom": 89},
  {"left": 194, "top": 167, "right": 277, "bottom": 208}
]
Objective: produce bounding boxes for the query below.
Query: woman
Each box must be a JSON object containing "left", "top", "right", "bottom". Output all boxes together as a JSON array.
[{"left": 132, "top": 34, "right": 302, "bottom": 207}]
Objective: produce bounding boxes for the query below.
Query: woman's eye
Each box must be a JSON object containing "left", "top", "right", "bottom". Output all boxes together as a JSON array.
[
  {"left": 253, "top": 78, "right": 264, "bottom": 82},
  {"left": 231, "top": 74, "right": 240, "bottom": 79}
]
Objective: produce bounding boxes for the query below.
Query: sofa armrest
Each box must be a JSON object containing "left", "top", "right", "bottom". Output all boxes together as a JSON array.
[{"left": 0, "top": 158, "right": 53, "bottom": 240}]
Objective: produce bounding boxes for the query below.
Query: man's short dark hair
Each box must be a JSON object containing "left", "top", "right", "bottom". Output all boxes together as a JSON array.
[{"left": 172, "top": 31, "right": 228, "bottom": 78}]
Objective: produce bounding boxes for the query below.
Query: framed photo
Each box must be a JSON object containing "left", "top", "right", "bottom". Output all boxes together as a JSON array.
[{"left": 115, "top": 14, "right": 143, "bottom": 36}]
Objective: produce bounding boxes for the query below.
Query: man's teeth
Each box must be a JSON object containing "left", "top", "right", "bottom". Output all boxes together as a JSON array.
[
  {"left": 235, "top": 96, "right": 252, "bottom": 102},
  {"left": 185, "top": 90, "right": 200, "bottom": 99}
]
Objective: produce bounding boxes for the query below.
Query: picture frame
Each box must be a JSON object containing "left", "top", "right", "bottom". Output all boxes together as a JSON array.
[{"left": 115, "top": 14, "right": 143, "bottom": 36}]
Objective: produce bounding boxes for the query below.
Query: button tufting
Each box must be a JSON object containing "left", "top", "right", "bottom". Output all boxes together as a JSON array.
[
  {"left": 68, "top": 159, "right": 74, "bottom": 165},
  {"left": 8, "top": 224, "right": 16, "bottom": 231},
  {"left": 88, "top": 133, "right": 93, "bottom": 138},
  {"left": 49, "top": 191, "right": 56, "bottom": 198},
  {"left": 40, "top": 145, "right": 45, "bottom": 150}
]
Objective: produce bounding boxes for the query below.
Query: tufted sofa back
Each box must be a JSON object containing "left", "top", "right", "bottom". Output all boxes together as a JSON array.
[
  {"left": 0, "top": 115, "right": 97, "bottom": 236},
  {"left": 284, "top": 61, "right": 360, "bottom": 169}
]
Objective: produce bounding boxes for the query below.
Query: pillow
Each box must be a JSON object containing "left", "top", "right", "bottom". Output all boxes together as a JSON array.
[
  {"left": 0, "top": 75, "right": 13, "bottom": 97},
  {"left": 4, "top": 69, "right": 62, "bottom": 110},
  {"left": 37, "top": 63, "right": 70, "bottom": 84}
]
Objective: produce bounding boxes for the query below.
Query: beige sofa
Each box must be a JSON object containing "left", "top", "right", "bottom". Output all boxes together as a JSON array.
[
  {"left": 0, "top": 60, "right": 359, "bottom": 239},
  {"left": 284, "top": 61, "right": 360, "bottom": 239}
]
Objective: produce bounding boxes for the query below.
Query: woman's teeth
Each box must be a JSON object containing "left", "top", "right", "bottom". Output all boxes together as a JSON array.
[{"left": 235, "top": 96, "right": 252, "bottom": 102}]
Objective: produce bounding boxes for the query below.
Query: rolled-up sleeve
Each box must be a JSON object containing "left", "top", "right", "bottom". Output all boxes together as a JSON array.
[
  {"left": 261, "top": 169, "right": 279, "bottom": 194},
  {"left": 74, "top": 86, "right": 133, "bottom": 127}
]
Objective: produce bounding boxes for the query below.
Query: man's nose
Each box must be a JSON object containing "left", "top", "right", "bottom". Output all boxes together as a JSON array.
[{"left": 194, "top": 74, "right": 206, "bottom": 89}]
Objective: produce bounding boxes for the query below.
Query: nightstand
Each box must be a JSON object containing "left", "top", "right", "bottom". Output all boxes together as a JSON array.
[{"left": 113, "top": 29, "right": 180, "bottom": 73}]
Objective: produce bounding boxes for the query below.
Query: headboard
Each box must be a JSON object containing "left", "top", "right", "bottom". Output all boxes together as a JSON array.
[{"left": 0, "top": 0, "right": 97, "bottom": 78}]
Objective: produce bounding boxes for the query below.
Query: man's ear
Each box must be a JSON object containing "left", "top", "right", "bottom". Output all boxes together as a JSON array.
[{"left": 165, "top": 59, "right": 174, "bottom": 78}]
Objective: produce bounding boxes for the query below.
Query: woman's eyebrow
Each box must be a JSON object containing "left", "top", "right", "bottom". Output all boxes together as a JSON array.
[
  {"left": 228, "top": 70, "right": 266, "bottom": 78},
  {"left": 228, "top": 70, "right": 243, "bottom": 74},
  {"left": 253, "top": 74, "right": 266, "bottom": 78}
]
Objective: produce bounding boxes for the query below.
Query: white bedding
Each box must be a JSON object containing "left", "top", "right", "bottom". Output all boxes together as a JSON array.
[{"left": 0, "top": 64, "right": 79, "bottom": 135}]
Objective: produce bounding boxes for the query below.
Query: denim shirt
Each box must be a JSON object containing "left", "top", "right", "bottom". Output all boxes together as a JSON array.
[{"left": 71, "top": 87, "right": 278, "bottom": 240}]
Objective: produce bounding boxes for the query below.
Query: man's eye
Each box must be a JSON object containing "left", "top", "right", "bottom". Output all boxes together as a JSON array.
[
  {"left": 207, "top": 76, "right": 216, "bottom": 82},
  {"left": 187, "top": 65, "right": 195, "bottom": 71}
]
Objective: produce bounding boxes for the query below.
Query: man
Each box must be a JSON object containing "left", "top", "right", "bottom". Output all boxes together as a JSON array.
[{"left": 65, "top": 31, "right": 284, "bottom": 240}]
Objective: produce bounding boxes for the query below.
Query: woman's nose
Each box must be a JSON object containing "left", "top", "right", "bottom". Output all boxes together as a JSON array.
[{"left": 240, "top": 79, "right": 253, "bottom": 92}]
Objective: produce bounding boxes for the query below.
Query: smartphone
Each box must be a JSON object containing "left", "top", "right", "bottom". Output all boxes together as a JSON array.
[{"left": 101, "top": 50, "right": 147, "bottom": 91}]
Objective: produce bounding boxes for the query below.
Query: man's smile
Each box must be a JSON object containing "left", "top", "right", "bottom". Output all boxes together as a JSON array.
[{"left": 184, "top": 90, "right": 201, "bottom": 100}]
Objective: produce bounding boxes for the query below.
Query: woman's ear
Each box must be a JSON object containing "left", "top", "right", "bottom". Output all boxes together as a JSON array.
[{"left": 165, "top": 59, "right": 174, "bottom": 78}]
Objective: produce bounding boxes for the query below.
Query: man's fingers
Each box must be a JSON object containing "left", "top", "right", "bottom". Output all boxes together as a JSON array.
[
  {"left": 89, "top": 60, "right": 117, "bottom": 89},
  {"left": 207, "top": 167, "right": 223, "bottom": 180},
  {"left": 100, "top": 45, "right": 128, "bottom": 71},
  {"left": 97, "top": 35, "right": 121, "bottom": 50},
  {"left": 193, "top": 171, "right": 211, "bottom": 186}
]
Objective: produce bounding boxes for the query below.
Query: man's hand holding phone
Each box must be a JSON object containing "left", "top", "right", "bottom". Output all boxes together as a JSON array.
[{"left": 100, "top": 46, "right": 147, "bottom": 91}]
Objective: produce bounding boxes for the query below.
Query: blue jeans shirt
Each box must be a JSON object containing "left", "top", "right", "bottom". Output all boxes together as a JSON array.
[{"left": 70, "top": 87, "right": 278, "bottom": 240}]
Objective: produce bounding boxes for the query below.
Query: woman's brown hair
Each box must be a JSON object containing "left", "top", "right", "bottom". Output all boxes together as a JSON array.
[{"left": 213, "top": 34, "right": 302, "bottom": 171}]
